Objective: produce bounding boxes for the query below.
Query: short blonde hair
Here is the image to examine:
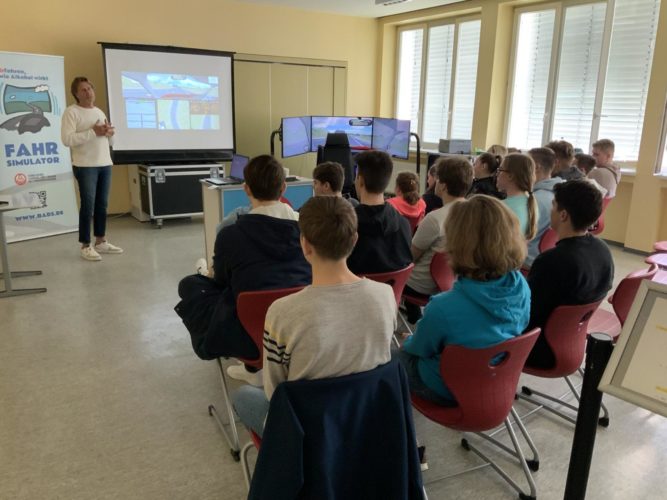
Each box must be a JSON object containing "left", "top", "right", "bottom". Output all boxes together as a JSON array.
[
  {"left": 592, "top": 138, "right": 615, "bottom": 155},
  {"left": 487, "top": 144, "right": 508, "bottom": 157},
  {"left": 444, "top": 195, "right": 526, "bottom": 281}
]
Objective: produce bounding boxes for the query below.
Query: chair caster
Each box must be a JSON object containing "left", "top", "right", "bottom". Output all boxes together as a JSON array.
[
  {"left": 527, "top": 459, "right": 539, "bottom": 472},
  {"left": 208, "top": 404, "right": 215, "bottom": 416},
  {"left": 231, "top": 449, "right": 241, "bottom": 462},
  {"left": 519, "top": 494, "right": 536, "bottom": 500},
  {"left": 598, "top": 416, "right": 610, "bottom": 427},
  {"left": 461, "top": 438, "right": 470, "bottom": 451},
  {"left": 521, "top": 386, "right": 533, "bottom": 396}
]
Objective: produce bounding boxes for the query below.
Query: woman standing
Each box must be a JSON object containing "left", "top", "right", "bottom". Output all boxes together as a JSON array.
[{"left": 61, "top": 77, "right": 123, "bottom": 261}]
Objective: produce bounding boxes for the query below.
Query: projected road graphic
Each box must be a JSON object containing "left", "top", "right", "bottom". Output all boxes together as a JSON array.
[{"left": 121, "top": 72, "right": 220, "bottom": 130}]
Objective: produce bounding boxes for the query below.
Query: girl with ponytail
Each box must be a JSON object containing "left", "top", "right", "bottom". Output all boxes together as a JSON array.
[
  {"left": 388, "top": 171, "right": 426, "bottom": 232},
  {"left": 495, "top": 153, "right": 538, "bottom": 240},
  {"left": 469, "top": 153, "right": 505, "bottom": 199}
]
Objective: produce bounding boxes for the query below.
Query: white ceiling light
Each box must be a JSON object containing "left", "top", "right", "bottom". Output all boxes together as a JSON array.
[{"left": 376, "top": 0, "right": 412, "bottom": 5}]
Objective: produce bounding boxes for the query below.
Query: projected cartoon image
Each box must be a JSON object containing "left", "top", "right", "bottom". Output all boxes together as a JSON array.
[
  {"left": 0, "top": 84, "right": 52, "bottom": 134},
  {"left": 121, "top": 72, "right": 220, "bottom": 130}
]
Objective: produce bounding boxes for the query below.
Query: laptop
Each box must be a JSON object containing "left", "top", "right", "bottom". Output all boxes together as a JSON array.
[{"left": 209, "top": 154, "right": 249, "bottom": 185}]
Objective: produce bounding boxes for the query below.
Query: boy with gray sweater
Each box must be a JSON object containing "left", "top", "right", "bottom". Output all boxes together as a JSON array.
[{"left": 232, "top": 196, "right": 397, "bottom": 436}]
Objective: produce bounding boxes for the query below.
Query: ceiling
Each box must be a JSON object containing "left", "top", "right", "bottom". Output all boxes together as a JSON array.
[{"left": 235, "top": 0, "right": 465, "bottom": 18}]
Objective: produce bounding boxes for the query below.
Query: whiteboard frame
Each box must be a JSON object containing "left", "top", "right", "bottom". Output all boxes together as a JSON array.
[{"left": 599, "top": 279, "right": 667, "bottom": 418}]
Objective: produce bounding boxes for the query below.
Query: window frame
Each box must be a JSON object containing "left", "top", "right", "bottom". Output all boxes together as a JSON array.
[
  {"left": 394, "top": 15, "right": 482, "bottom": 150},
  {"left": 505, "top": 0, "right": 658, "bottom": 164}
]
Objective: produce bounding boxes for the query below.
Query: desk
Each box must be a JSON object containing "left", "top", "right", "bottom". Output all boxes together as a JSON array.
[
  {"left": 200, "top": 178, "right": 313, "bottom": 263},
  {"left": 0, "top": 195, "right": 47, "bottom": 298}
]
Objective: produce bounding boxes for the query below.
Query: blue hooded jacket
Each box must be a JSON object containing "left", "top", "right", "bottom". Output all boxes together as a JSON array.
[{"left": 402, "top": 270, "right": 530, "bottom": 400}]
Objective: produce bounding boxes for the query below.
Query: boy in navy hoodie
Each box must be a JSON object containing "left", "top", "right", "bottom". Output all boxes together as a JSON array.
[{"left": 176, "top": 155, "right": 311, "bottom": 384}]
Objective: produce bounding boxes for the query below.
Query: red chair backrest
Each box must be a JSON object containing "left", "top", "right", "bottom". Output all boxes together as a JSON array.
[
  {"left": 438, "top": 329, "right": 540, "bottom": 431},
  {"left": 431, "top": 252, "right": 455, "bottom": 292},
  {"left": 589, "top": 197, "right": 612, "bottom": 235},
  {"left": 362, "top": 263, "right": 414, "bottom": 305},
  {"left": 538, "top": 228, "right": 558, "bottom": 253},
  {"left": 528, "top": 301, "right": 602, "bottom": 377},
  {"left": 236, "top": 286, "right": 305, "bottom": 368},
  {"left": 403, "top": 213, "right": 425, "bottom": 235},
  {"left": 611, "top": 265, "right": 658, "bottom": 326}
]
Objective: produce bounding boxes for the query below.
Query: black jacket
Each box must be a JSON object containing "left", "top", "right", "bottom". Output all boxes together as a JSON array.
[
  {"left": 347, "top": 203, "right": 412, "bottom": 275},
  {"left": 468, "top": 176, "right": 506, "bottom": 199}
]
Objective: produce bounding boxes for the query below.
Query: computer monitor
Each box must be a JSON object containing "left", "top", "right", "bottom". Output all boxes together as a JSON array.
[
  {"left": 371, "top": 118, "right": 411, "bottom": 159},
  {"left": 230, "top": 154, "right": 249, "bottom": 179},
  {"left": 281, "top": 116, "right": 312, "bottom": 158},
  {"left": 310, "top": 116, "right": 373, "bottom": 152}
]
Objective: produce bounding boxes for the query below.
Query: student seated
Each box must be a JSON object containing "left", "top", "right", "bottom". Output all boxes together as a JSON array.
[
  {"left": 387, "top": 171, "right": 426, "bottom": 231},
  {"left": 175, "top": 155, "right": 312, "bottom": 385},
  {"left": 422, "top": 165, "right": 444, "bottom": 214},
  {"left": 231, "top": 196, "right": 397, "bottom": 437},
  {"left": 396, "top": 195, "right": 530, "bottom": 406},
  {"left": 468, "top": 152, "right": 505, "bottom": 199},
  {"left": 404, "top": 157, "right": 473, "bottom": 323},
  {"left": 525, "top": 147, "right": 563, "bottom": 268},
  {"left": 589, "top": 138, "right": 621, "bottom": 197},
  {"left": 346, "top": 150, "right": 412, "bottom": 275},
  {"left": 547, "top": 140, "right": 583, "bottom": 181},
  {"left": 495, "top": 153, "right": 538, "bottom": 240},
  {"left": 526, "top": 180, "right": 614, "bottom": 369},
  {"left": 574, "top": 153, "right": 596, "bottom": 175},
  {"left": 312, "top": 161, "right": 359, "bottom": 206}
]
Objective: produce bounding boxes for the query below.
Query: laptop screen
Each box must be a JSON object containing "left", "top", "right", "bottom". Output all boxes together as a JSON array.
[{"left": 230, "top": 154, "right": 249, "bottom": 179}]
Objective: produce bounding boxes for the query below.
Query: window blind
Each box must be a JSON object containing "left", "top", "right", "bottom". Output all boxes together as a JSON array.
[
  {"left": 451, "top": 20, "right": 481, "bottom": 140},
  {"left": 422, "top": 24, "right": 455, "bottom": 143},
  {"left": 396, "top": 28, "right": 424, "bottom": 134}
]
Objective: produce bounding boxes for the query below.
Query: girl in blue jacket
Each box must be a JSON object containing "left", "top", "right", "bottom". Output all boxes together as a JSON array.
[{"left": 397, "top": 194, "right": 531, "bottom": 405}]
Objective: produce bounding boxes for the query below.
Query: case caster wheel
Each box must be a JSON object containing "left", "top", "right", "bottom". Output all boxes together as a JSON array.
[
  {"left": 598, "top": 416, "right": 610, "bottom": 427},
  {"left": 208, "top": 405, "right": 214, "bottom": 416},
  {"left": 527, "top": 459, "right": 539, "bottom": 472},
  {"left": 231, "top": 449, "right": 240, "bottom": 462},
  {"left": 156, "top": 218, "right": 163, "bottom": 229},
  {"left": 519, "top": 494, "right": 536, "bottom": 500},
  {"left": 521, "top": 386, "right": 533, "bottom": 396},
  {"left": 461, "top": 438, "right": 470, "bottom": 451}
]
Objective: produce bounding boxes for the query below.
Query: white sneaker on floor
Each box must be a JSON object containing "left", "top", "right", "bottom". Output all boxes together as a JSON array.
[
  {"left": 95, "top": 241, "right": 123, "bottom": 253},
  {"left": 94, "top": 241, "right": 123, "bottom": 254},
  {"left": 226, "top": 364, "right": 263, "bottom": 387},
  {"left": 195, "top": 258, "right": 209, "bottom": 276},
  {"left": 81, "top": 246, "right": 102, "bottom": 261}
]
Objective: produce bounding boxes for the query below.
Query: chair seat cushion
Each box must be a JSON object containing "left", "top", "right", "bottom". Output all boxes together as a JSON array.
[
  {"left": 654, "top": 241, "right": 667, "bottom": 253},
  {"left": 587, "top": 308, "right": 621, "bottom": 342}
]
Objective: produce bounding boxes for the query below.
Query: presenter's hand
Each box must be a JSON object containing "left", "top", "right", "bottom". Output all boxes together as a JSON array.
[
  {"left": 93, "top": 121, "right": 107, "bottom": 137},
  {"left": 105, "top": 123, "right": 115, "bottom": 138}
]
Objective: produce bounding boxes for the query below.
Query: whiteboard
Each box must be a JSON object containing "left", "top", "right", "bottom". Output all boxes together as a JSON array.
[{"left": 599, "top": 280, "right": 667, "bottom": 418}]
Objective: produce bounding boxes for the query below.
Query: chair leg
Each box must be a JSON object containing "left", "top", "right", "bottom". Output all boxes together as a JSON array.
[
  {"left": 240, "top": 441, "right": 255, "bottom": 491},
  {"left": 397, "top": 310, "right": 414, "bottom": 336},
  {"left": 208, "top": 358, "right": 241, "bottom": 461},
  {"left": 461, "top": 414, "right": 537, "bottom": 500}
]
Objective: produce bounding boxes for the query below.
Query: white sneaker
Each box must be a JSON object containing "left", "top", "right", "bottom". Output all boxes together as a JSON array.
[
  {"left": 81, "top": 246, "right": 102, "bottom": 261},
  {"left": 195, "top": 258, "right": 209, "bottom": 276},
  {"left": 226, "top": 363, "right": 263, "bottom": 387},
  {"left": 94, "top": 241, "right": 123, "bottom": 254}
]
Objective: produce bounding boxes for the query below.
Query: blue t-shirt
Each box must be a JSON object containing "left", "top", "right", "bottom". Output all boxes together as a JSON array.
[{"left": 504, "top": 194, "right": 531, "bottom": 238}]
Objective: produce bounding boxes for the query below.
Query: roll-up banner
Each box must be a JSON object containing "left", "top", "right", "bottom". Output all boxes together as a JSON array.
[{"left": 0, "top": 51, "right": 78, "bottom": 242}]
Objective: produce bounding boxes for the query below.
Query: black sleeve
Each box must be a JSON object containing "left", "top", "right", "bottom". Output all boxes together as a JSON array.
[
  {"left": 526, "top": 253, "right": 561, "bottom": 331},
  {"left": 212, "top": 228, "right": 231, "bottom": 289}
]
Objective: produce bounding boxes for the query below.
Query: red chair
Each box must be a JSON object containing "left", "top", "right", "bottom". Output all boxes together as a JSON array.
[
  {"left": 538, "top": 227, "right": 558, "bottom": 253},
  {"left": 588, "top": 265, "right": 658, "bottom": 341},
  {"left": 653, "top": 241, "right": 667, "bottom": 253},
  {"left": 404, "top": 212, "right": 425, "bottom": 235},
  {"left": 411, "top": 329, "right": 541, "bottom": 500},
  {"left": 588, "top": 196, "right": 612, "bottom": 235},
  {"left": 645, "top": 252, "right": 667, "bottom": 271},
  {"left": 208, "top": 286, "right": 304, "bottom": 460},
  {"left": 362, "top": 264, "right": 415, "bottom": 347},
  {"left": 518, "top": 301, "right": 608, "bottom": 426}
]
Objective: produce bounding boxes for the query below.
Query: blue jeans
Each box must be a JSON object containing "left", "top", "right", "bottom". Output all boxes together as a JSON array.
[
  {"left": 232, "top": 385, "right": 270, "bottom": 438},
  {"left": 73, "top": 166, "right": 112, "bottom": 245},
  {"left": 393, "top": 349, "right": 457, "bottom": 407}
]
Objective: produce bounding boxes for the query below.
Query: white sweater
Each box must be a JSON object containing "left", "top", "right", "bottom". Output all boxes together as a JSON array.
[
  {"left": 61, "top": 105, "right": 113, "bottom": 167},
  {"left": 262, "top": 278, "right": 396, "bottom": 399}
]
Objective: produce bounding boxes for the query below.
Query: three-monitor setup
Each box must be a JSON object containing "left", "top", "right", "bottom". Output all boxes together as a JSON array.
[{"left": 281, "top": 116, "right": 411, "bottom": 160}]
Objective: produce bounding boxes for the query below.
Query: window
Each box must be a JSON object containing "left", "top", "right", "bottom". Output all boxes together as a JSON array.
[
  {"left": 396, "top": 18, "right": 481, "bottom": 148},
  {"left": 506, "top": 0, "right": 660, "bottom": 161}
]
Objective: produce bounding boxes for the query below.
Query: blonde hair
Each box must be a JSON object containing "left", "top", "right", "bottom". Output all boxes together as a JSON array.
[
  {"left": 395, "top": 171, "right": 420, "bottom": 205},
  {"left": 445, "top": 196, "right": 526, "bottom": 281},
  {"left": 500, "top": 153, "right": 538, "bottom": 240},
  {"left": 487, "top": 144, "right": 508, "bottom": 157}
]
